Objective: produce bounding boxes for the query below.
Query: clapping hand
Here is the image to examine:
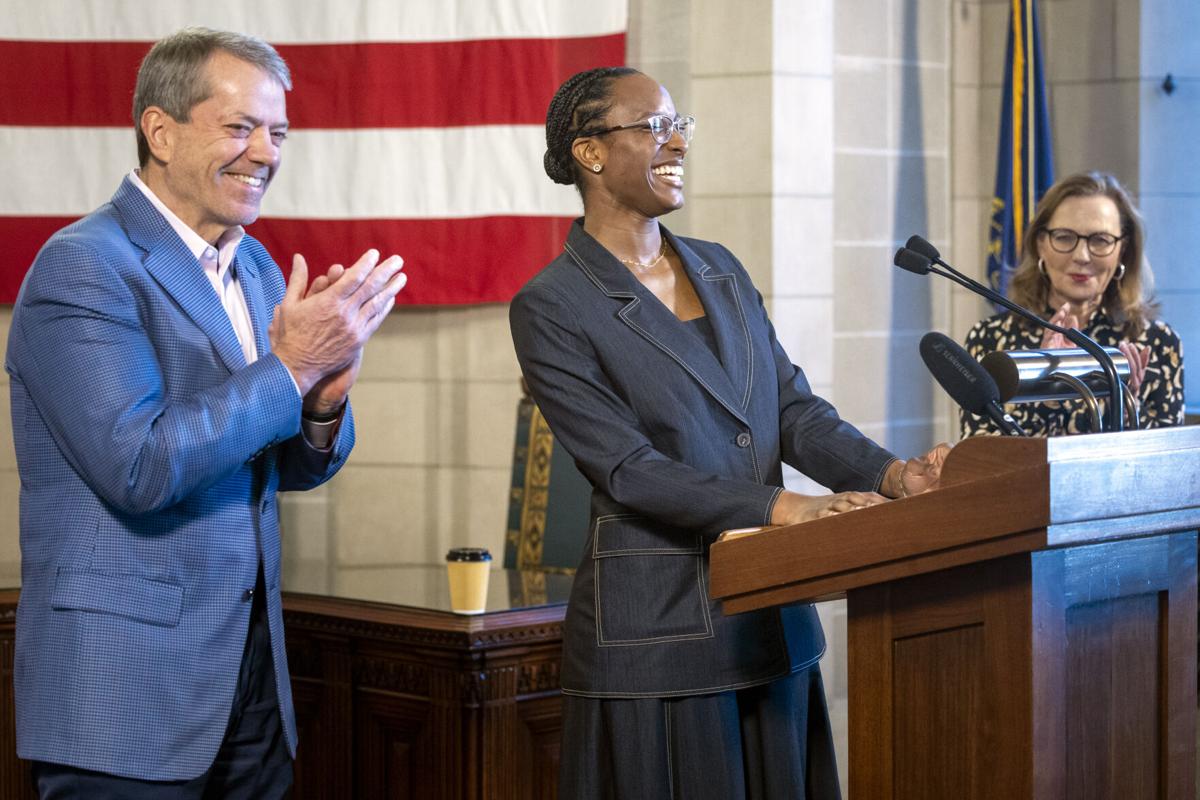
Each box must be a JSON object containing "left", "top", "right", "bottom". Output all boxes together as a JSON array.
[
  {"left": 297, "top": 261, "right": 363, "bottom": 416},
  {"left": 1040, "top": 302, "right": 1082, "bottom": 350},
  {"left": 269, "top": 249, "right": 407, "bottom": 413},
  {"left": 1040, "top": 303, "right": 1148, "bottom": 395},
  {"left": 1117, "top": 340, "right": 1150, "bottom": 395}
]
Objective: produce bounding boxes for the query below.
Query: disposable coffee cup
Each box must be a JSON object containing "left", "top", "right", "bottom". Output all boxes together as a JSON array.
[{"left": 446, "top": 547, "right": 492, "bottom": 614}]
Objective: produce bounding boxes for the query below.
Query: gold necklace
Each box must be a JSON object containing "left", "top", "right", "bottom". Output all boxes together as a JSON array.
[{"left": 619, "top": 241, "right": 667, "bottom": 271}]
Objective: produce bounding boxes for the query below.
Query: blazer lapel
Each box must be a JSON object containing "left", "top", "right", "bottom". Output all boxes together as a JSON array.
[
  {"left": 669, "top": 232, "right": 754, "bottom": 412},
  {"left": 114, "top": 178, "right": 247, "bottom": 374},
  {"left": 563, "top": 222, "right": 750, "bottom": 426},
  {"left": 235, "top": 255, "right": 271, "bottom": 359}
]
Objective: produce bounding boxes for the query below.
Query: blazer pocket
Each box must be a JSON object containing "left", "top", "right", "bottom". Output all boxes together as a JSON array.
[
  {"left": 51, "top": 568, "right": 184, "bottom": 628},
  {"left": 593, "top": 514, "right": 712, "bottom": 646}
]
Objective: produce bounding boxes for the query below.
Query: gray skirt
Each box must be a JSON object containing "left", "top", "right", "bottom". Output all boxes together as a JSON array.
[{"left": 559, "top": 665, "right": 841, "bottom": 800}]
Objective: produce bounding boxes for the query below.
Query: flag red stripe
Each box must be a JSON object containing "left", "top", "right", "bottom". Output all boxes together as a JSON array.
[
  {"left": 0, "top": 215, "right": 574, "bottom": 305},
  {"left": 0, "top": 35, "right": 625, "bottom": 128},
  {"left": 0, "top": 217, "right": 72, "bottom": 302}
]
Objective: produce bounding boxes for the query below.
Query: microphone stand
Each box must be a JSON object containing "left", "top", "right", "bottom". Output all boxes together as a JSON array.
[{"left": 897, "top": 240, "right": 1125, "bottom": 432}]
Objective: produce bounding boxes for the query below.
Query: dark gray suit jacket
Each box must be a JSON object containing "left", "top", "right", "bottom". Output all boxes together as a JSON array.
[{"left": 510, "top": 220, "right": 896, "bottom": 698}]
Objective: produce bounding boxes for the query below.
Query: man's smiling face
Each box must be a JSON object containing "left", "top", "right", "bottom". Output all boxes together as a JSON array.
[{"left": 154, "top": 49, "right": 289, "bottom": 243}]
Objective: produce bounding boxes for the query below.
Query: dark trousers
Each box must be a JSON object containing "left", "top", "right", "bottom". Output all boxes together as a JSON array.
[{"left": 31, "top": 572, "right": 292, "bottom": 799}]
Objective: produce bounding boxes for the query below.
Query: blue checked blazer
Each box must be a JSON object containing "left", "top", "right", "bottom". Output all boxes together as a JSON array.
[
  {"left": 5, "top": 177, "right": 354, "bottom": 780},
  {"left": 510, "top": 221, "right": 896, "bottom": 698}
]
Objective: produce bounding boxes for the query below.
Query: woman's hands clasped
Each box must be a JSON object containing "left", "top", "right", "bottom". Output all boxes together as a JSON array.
[{"left": 1041, "top": 302, "right": 1150, "bottom": 395}]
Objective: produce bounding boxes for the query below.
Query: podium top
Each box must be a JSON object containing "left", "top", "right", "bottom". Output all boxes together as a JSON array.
[{"left": 710, "top": 426, "right": 1200, "bottom": 613}]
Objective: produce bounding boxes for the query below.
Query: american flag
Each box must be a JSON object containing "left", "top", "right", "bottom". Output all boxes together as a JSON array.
[{"left": 0, "top": 0, "right": 627, "bottom": 304}]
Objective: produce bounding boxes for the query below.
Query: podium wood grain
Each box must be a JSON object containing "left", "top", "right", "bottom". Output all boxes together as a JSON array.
[{"left": 711, "top": 428, "right": 1200, "bottom": 800}]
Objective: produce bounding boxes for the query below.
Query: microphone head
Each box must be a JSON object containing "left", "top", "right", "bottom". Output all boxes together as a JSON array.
[
  {"left": 919, "top": 332, "right": 1000, "bottom": 414},
  {"left": 980, "top": 350, "right": 1020, "bottom": 401},
  {"left": 905, "top": 235, "right": 940, "bottom": 261},
  {"left": 894, "top": 247, "right": 933, "bottom": 275}
]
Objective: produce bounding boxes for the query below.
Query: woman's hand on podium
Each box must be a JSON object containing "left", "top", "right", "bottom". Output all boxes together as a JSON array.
[
  {"left": 769, "top": 490, "right": 888, "bottom": 525},
  {"left": 888, "top": 442, "right": 952, "bottom": 499}
]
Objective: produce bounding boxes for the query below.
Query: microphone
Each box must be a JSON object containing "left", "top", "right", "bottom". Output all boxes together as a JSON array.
[
  {"left": 894, "top": 235, "right": 1125, "bottom": 432},
  {"left": 893, "top": 247, "right": 933, "bottom": 276},
  {"left": 919, "top": 332, "right": 1025, "bottom": 436}
]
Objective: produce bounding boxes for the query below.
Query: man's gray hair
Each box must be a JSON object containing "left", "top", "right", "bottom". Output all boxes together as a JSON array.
[{"left": 133, "top": 27, "right": 292, "bottom": 166}]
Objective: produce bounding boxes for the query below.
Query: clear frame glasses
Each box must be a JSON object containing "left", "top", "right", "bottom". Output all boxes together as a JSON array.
[
  {"left": 1043, "top": 228, "right": 1123, "bottom": 257},
  {"left": 579, "top": 114, "right": 696, "bottom": 144}
]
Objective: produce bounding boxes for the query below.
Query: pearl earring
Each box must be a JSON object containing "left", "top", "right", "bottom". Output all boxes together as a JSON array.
[{"left": 592, "top": 163, "right": 602, "bottom": 173}]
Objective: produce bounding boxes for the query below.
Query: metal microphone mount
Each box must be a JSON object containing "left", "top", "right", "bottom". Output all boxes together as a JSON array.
[{"left": 980, "top": 347, "right": 1139, "bottom": 432}]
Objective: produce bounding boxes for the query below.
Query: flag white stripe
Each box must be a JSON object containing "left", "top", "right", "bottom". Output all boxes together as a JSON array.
[
  {"left": 0, "top": 126, "right": 584, "bottom": 219},
  {"left": 269, "top": 126, "right": 583, "bottom": 218},
  {"left": 1, "top": 0, "right": 627, "bottom": 42}
]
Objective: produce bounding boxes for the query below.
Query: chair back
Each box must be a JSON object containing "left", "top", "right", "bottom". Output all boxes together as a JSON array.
[{"left": 504, "top": 393, "right": 592, "bottom": 573}]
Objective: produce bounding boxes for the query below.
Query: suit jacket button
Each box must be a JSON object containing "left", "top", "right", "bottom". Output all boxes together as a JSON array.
[
  {"left": 243, "top": 588, "right": 255, "bottom": 602},
  {"left": 735, "top": 432, "right": 751, "bottom": 448}
]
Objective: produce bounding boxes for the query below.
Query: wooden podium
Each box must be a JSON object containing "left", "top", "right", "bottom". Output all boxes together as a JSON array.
[{"left": 710, "top": 428, "right": 1200, "bottom": 800}]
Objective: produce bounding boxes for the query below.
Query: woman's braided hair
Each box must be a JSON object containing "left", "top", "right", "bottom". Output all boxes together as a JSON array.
[{"left": 543, "top": 66, "right": 640, "bottom": 187}]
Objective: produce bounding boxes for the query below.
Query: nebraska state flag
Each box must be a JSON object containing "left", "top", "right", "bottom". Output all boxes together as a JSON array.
[{"left": 986, "top": 0, "right": 1053, "bottom": 299}]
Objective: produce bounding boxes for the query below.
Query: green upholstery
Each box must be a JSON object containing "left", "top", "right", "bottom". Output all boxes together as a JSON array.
[{"left": 504, "top": 393, "right": 592, "bottom": 574}]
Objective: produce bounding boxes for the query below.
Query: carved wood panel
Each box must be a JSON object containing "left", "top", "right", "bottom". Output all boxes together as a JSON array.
[{"left": 282, "top": 596, "right": 566, "bottom": 799}]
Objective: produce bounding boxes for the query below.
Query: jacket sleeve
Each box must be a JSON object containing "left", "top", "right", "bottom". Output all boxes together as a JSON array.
[
  {"left": 718, "top": 244, "right": 896, "bottom": 491},
  {"left": 276, "top": 405, "right": 356, "bottom": 492},
  {"left": 7, "top": 237, "right": 305, "bottom": 516},
  {"left": 243, "top": 240, "right": 356, "bottom": 492},
  {"left": 771, "top": 328, "right": 897, "bottom": 492},
  {"left": 510, "top": 282, "right": 782, "bottom": 538}
]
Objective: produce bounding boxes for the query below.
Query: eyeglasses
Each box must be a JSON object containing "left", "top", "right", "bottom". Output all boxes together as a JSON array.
[
  {"left": 1043, "top": 228, "right": 1123, "bottom": 257},
  {"left": 579, "top": 114, "right": 696, "bottom": 144}
]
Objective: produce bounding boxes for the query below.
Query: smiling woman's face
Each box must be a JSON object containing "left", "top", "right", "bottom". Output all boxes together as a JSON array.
[
  {"left": 585, "top": 73, "right": 689, "bottom": 219},
  {"left": 1036, "top": 194, "right": 1124, "bottom": 310}
]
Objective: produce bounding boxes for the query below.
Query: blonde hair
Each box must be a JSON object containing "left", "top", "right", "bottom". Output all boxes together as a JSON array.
[{"left": 1008, "top": 171, "right": 1158, "bottom": 338}]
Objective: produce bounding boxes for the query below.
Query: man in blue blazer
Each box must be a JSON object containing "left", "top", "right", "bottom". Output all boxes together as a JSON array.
[{"left": 5, "top": 28, "right": 406, "bottom": 798}]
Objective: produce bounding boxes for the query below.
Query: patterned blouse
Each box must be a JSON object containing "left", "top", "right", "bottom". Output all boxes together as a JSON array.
[{"left": 960, "top": 308, "right": 1185, "bottom": 437}]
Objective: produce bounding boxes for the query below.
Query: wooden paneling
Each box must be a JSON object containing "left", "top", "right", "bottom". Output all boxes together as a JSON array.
[
  {"left": 1065, "top": 594, "right": 1160, "bottom": 799},
  {"left": 892, "top": 624, "right": 984, "bottom": 797},
  {"left": 716, "top": 429, "right": 1200, "bottom": 798},
  {"left": 849, "top": 554, "right": 1035, "bottom": 799},
  {"left": 283, "top": 594, "right": 565, "bottom": 799},
  {"left": 847, "top": 535, "right": 1196, "bottom": 800}
]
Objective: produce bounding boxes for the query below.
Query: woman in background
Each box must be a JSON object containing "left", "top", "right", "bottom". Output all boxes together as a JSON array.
[
  {"left": 510, "top": 66, "right": 948, "bottom": 799},
  {"left": 962, "top": 171, "right": 1184, "bottom": 437}
]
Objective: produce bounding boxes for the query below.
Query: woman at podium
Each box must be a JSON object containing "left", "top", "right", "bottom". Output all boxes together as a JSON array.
[
  {"left": 962, "top": 171, "right": 1184, "bottom": 437},
  {"left": 510, "top": 67, "right": 948, "bottom": 800}
]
